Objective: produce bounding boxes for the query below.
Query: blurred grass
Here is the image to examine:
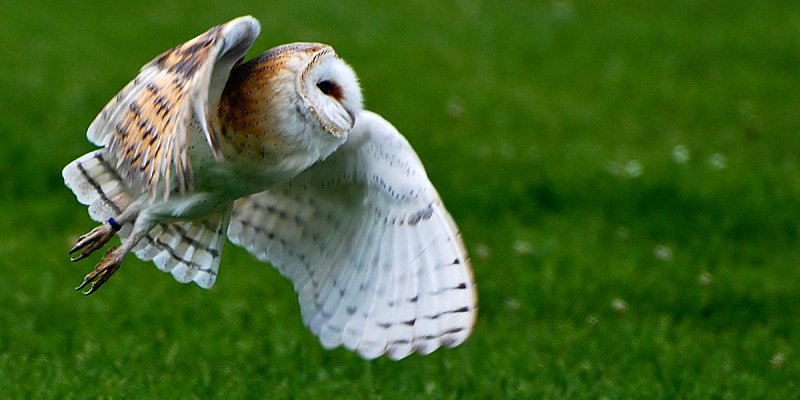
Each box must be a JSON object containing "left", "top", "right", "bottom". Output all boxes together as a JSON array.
[{"left": 1, "top": 0, "right": 799, "bottom": 398}]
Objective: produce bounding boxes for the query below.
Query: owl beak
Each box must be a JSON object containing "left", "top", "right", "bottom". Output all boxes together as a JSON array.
[{"left": 347, "top": 110, "right": 356, "bottom": 129}]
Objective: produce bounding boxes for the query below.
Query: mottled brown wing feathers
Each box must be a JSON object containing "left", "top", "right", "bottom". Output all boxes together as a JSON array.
[{"left": 87, "top": 16, "right": 261, "bottom": 200}]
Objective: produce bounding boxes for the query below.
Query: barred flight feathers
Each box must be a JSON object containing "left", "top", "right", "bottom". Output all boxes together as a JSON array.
[
  {"left": 228, "top": 111, "right": 476, "bottom": 360},
  {"left": 132, "top": 214, "right": 230, "bottom": 289},
  {"left": 86, "top": 16, "right": 260, "bottom": 200}
]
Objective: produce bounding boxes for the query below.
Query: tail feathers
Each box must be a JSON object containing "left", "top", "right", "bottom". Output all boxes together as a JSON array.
[
  {"left": 62, "top": 150, "right": 133, "bottom": 223},
  {"left": 133, "top": 212, "right": 230, "bottom": 289}
]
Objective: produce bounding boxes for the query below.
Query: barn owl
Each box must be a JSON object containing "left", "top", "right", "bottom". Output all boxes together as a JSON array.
[{"left": 62, "top": 16, "right": 475, "bottom": 360}]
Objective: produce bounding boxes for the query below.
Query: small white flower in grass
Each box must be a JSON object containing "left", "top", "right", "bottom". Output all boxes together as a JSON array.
[
  {"left": 424, "top": 381, "right": 438, "bottom": 395},
  {"left": 474, "top": 243, "right": 491, "bottom": 260},
  {"left": 513, "top": 240, "right": 532, "bottom": 256},
  {"left": 770, "top": 352, "right": 785, "bottom": 368},
  {"left": 671, "top": 145, "right": 690, "bottom": 164},
  {"left": 505, "top": 297, "right": 521, "bottom": 311},
  {"left": 624, "top": 160, "right": 643, "bottom": 178},
  {"left": 654, "top": 244, "right": 673, "bottom": 261},
  {"left": 611, "top": 298, "right": 628, "bottom": 314},
  {"left": 607, "top": 160, "right": 642, "bottom": 178},
  {"left": 698, "top": 271, "right": 713, "bottom": 285},
  {"left": 164, "top": 343, "right": 179, "bottom": 366},
  {"left": 708, "top": 152, "right": 728, "bottom": 170}
]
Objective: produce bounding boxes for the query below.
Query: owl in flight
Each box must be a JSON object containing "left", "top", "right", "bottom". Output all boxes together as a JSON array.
[{"left": 62, "top": 16, "right": 475, "bottom": 359}]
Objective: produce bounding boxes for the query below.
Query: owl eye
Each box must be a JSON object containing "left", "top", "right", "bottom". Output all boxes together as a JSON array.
[
  {"left": 316, "top": 80, "right": 342, "bottom": 100},
  {"left": 317, "top": 80, "right": 334, "bottom": 95}
]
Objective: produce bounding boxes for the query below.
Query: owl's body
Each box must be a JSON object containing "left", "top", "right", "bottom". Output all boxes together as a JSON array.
[{"left": 64, "top": 16, "right": 475, "bottom": 360}]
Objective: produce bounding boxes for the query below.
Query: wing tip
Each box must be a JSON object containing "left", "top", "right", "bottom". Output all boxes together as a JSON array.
[
  {"left": 224, "top": 15, "right": 261, "bottom": 46},
  {"left": 193, "top": 271, "right": 217, "bottom": 289}
]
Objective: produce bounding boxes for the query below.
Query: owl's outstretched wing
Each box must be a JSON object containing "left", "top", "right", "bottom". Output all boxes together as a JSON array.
[
  {"left": 228, "top": 111, "right": 476, "bottom": 360},
  {"left": 87, "top": 16, "right": 260, "bottom": 199}
]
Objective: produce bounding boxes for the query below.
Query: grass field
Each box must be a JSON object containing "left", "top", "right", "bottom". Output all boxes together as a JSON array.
[{"left": 1, "top": 0, "right": 799, "bottom": 398}]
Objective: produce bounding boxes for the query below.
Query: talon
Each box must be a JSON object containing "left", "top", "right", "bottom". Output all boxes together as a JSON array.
[
  {"left": 69, "top": 221, "right": 120, "bottom": 262},
  {"left": 81, "top": 282, "right": 102, "bottom": 296},
  {"left": 75, "top": 246, "right": 124, "bottom": 295},
  {"left": 70, "top": 251, "right": 93, "bottom": 263},
  {"left": 75, "top": 277, "right": 91, "bottom": 292}
]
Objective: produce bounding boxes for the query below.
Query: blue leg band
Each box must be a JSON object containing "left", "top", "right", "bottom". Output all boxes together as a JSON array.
[{"left": 108, "top": 218, "right": 121, "bottom": 231}]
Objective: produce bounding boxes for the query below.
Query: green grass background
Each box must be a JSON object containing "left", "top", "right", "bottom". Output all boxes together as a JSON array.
[{"left": 1, "top": 0, "right": 799, "bottom": 398}]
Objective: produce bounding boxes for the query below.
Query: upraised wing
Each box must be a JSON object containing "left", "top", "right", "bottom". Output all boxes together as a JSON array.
[
  {"left": 228, "top": 111, "right": 476, "bottom": 360},
  {"left": 87, "top": 16, "right": 260, "bottom": 199}
]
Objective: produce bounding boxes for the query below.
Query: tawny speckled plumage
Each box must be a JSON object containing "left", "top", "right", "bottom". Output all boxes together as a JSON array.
[{"left": 63, "top": 16, "right": 476, "bottom": 360}]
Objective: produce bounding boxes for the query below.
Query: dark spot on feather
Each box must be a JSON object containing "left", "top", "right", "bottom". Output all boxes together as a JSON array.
[
  {"left": 155, "top": 27, "right": 220, "bottom": 77},
  {"left": 407, "top": 204, "right": 434, "bottom": 226}
]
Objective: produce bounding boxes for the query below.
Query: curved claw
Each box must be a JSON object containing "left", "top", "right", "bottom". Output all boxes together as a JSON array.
[
  {"left": 75, "top": 246, "right": 123, "bottom": 295},
  {"left": 75, "top": 277, "right": 96, "bottom": 295},
  {"left": 69, "top": 223, "right": 120, "bottom": 262}
]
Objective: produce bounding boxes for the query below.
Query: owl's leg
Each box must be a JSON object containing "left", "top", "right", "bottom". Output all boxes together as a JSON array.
[
  {"left": 75, "top": 246, "right": 126, "bottom": 295},
  {"left": 72, "top": 200, "right": 154, "bottom": 295},
  {"left": 68, "top": 219, "right": 122, "bottom": 262},
  {"left": 75, "top": 212, "right": 157, "bottom": 295},
  {"left": 68, "top": 199, "right": 145, "bottom": 261}
]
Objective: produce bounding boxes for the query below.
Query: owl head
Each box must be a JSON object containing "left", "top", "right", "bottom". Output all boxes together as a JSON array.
[
  {"left": 289, "top": 43, "right": 363, "bottom": 136},
  {"left": 218, "top": 42, "right": 363, "bottom": 162}
]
